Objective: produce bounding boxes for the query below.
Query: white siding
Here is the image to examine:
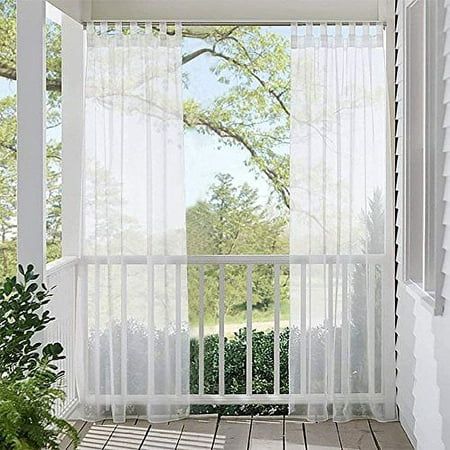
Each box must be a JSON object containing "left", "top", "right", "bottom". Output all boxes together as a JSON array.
[{"left": 397, "top": 0, "right": 450, "bottom": 448}]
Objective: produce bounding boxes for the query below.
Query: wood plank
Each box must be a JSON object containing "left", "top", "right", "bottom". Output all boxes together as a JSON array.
[
  {"left": 337, "top": 420, "right": 377, "bottom": 450},
  {"left": 140, "top": 420, "right": 183, "bottom": 450},
  {"left": 77, "top": 422, "right": 115, "bottom": 450},
  {"left": 104, "top": 419, "right": 147, "bottom": 450},
  {"left": 284, "top": 417, "right": 306, "bottom": 450},
  {"left": 66, "top": 422, "right": 91, "bottom": 450},
  {"left": 369, "top": 421, "right": 413, "bottom": 450},
  {"left": 213, "top": 416, "right": 251, "bottom": 450},
  {"left": 248, "top": 416, "right": 284, "bottom": 449},
  {"left": 60, "top": 421, "right": 86, "bottom": 449},
  {"left": 59, "top": 420, "right": 84, "bottom": 449},
  {"left": 304, "top": 421, "right": 341, "bottom": 450},
  {"left": 176, "top": 415, "right": 218, "bottom": 449}
]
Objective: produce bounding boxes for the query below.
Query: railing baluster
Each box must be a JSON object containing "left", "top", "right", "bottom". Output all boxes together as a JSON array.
[
  {"left": 273, "top": 264, "right": 281, "bottom": 395},
  {"left": 69, "top": 266, "right": 75, "bottom": 403},
  {"left": 341, "top": 262, "right": 349, "bottom": 395},
  {"left": 198, "top": 265, "right": 205, "bottom": 395},
  {"left": 327, "top": 262, "right": 334, "bottom": 395},
  {"left": 367, "top": 262, "right": 376, "bottom": 395},
  {"left": 94, "top": 261, "right": 101, "bottom": 401},
  {"left": 219, "top": 264, "right": 225, "bottom": 396},
  {"left": 300, "top": 263, "right": 307, "bottom": 395},
  {"left": 80, "top": 262, "right": 88, "bottom": 407},
  {"left": 175, "top": 263, "right": 182, "bottom": 396},
  {"left": 246, "top": 264, "right": 253, "bottom": 396},
  {"left": 120, "top": 263, "right": 128, "bottom": 401},
  {"left": 147, "top": 262, "right": 155, "bottom": 396}
]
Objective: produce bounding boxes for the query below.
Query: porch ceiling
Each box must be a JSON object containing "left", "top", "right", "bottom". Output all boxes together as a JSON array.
[{"left": 47, "top": 0, "right": 386, "bottom": 23}]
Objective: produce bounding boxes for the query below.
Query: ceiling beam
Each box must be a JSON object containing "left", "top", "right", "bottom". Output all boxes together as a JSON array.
[{"left": 47, "top": 0, "right": 386, "bottom": 23}]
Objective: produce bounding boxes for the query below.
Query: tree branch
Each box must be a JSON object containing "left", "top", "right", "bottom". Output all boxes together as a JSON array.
[
  {"left": 185, "top": 112, "right": 290, "bottom": 208},
  {"left": 182, "top": 47, "right": 290, "bottom": 116},
  {"left": 0, "top": 62, "right": 61, "bottom": 91}
]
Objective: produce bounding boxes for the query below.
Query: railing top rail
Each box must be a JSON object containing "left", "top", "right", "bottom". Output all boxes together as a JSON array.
[
  {"left": 46, "top": 256, "right": 79, "bottom": 276},
  {"left": 81, "top": 254, "right": 387, "bottom": 265}
]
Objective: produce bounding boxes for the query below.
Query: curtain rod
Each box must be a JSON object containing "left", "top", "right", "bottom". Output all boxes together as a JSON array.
[{"left": 82, "top": 20, "right": 386, "bottom": 29}]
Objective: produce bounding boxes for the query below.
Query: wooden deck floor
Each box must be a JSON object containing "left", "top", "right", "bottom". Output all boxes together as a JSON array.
[{"left": 61, "top": 415, "right": 414, "bottom": 450}]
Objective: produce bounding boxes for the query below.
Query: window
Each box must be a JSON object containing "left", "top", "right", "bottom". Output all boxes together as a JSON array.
[{"left": 404, "top": 0, "right": 444, "bottom": 309}]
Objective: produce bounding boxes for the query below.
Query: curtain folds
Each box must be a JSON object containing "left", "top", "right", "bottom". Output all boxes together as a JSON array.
[
  {"left": 289, "top": 23, "right": 396, "bottom": 421},
  {"left": 77, "top": 22, "right": 189, "bottom": 423}
]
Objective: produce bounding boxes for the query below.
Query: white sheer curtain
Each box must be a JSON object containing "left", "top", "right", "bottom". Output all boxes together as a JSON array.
[
  {"left": 289, "top": 23, "right": 396, "bottom": 421},
  {"left": 77, "top": 22, "right": 189, "bottom": 423}
]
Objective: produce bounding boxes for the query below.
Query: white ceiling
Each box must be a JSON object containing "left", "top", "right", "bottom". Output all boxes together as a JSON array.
[{"left": 48, "top": 0, "right": 388, "bottom": 23}]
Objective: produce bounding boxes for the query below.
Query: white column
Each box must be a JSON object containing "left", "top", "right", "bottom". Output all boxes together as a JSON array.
[
  {"left": 16, "top": 0, "right": 47, "bottom": 278},
  {"left": 62, "top": 14, "right": 84, "bottom": 257}
]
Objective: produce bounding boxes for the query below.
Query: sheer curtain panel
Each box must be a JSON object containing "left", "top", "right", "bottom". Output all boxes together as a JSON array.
[
  {"left": 289, "top": 23, "right": 396, "bottom": 421},
  {"left": 77, "top": 22, "right": 189, "bottom": 423}
]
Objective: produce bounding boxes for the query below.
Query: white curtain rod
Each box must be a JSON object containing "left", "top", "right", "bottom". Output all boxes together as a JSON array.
[{"left": 82, "top": 20, "right": 386, "bottom": 29}]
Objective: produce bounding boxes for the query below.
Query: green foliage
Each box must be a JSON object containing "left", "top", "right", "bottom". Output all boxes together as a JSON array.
[
  {"left": 0, "top": 265, "right": 64, "bottom": 379},
  {"left": 0, "top": 265, "right": 78, "bottom": 449},
  {"left": 187, "top": 174, "right": 288, "bottom": 323},
  {"left": 0, "top": 363, "right": 79, "bottom": 450},
  {"left": 190, "top": 327, "right": 290, "bottom": 415},
  {"left": 184, "top": 27, "right": 291, "bottom": 208},
  {"left": 0, "top": 95, "right": 17, "bottom": 278}
]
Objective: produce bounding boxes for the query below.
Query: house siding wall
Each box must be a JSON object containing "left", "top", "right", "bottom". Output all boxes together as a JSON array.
[{"left": 396, "top": 0, "right": 450, "bottom": 449}]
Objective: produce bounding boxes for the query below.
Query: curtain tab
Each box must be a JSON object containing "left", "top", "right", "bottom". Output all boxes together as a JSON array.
[
  {"left": 130, "top": 21, "right": 138, "bottom": 34},
  {"left": 100, "top": 22, "right": 107, "bottom": 35},
  {"left": 335, "top": 23, "right": 343, "bottom": 46},
  {"left": 376, "top": 23, "right": 384, "bottom": 47},
  {"left": 320, "top": 23, "right": 327, "bottom": 45},
  {"left": 291, "top": 23, "right": 298, "bottom": 49},
  {"left": 175, "top": 22, "right": 182, "bottom": 38},
  {"left": 174, "top": 22, "right": 182, "bottom": 45},
  {"left": 305, "top": 23, "right": 313, "bottom": 46},
  {"left": 86, "top": 22, "right": 95, "bottom": 35},
  {"left": 145, "top": 22, "right": 152, "bottom": 35},
  {"left": 349, "top": 22, "right": 356, "bottom": 45}
]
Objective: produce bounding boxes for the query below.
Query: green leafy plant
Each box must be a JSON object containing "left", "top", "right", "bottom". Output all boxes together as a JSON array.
[
  {"left": 190, "top": 327, "right": 290, "bottom": 415},
  {"left": 0, "top": 362, "right": 79, "bottom": 450},
  {"left": 0, "top": 265, "right": 79, "bottom": 449},
  {"left": 0, "top": 264, "right": 64, "bottom": 379}
]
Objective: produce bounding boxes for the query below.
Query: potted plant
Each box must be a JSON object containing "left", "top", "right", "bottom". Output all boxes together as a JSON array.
[{"left": 0, "top": 265, "right": 79, "bottom": 449}]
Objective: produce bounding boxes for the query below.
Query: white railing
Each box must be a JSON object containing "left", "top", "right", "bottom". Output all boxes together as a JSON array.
[
  {"left": 45, "top": 256, "right": 79, "bottom": 417},
  {"left": 79, "top": 253, "right": 388, "bottom": 406}
]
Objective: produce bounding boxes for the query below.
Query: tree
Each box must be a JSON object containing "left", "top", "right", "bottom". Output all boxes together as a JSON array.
[
  {"left": 0, "top": 95, "right": 16, "bottom": 277},
  {"left": 187, "top": 174, "right": 288, "bottom": 323},
  {"left": 1, "top": 8, "right": 291, "bottom": 206},
  {"left": 349, "top": 188, "right": 385, "bottom": 393}
]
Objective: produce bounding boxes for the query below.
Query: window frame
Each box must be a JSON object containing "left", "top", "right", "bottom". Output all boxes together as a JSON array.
[{"left": 403, "top": 0, "right": 445, "bottom": 314}]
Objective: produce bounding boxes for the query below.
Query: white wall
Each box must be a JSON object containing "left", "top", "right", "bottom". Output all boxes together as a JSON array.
[{"left": 396, "top": 0, "right": 450, "bottom": 448}]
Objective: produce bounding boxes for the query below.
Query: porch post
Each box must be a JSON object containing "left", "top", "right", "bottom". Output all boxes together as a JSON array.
[
  {"left": 61, "top": 14, "right": 84, "bottom": 257},
  {"left": 16, "top": 0, "right": 47, "bottom": 279}
]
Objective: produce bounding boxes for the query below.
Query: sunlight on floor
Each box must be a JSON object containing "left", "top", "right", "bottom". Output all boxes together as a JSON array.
[{"left": 77, "top": 424, "right": 226, "bottom": 450}]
